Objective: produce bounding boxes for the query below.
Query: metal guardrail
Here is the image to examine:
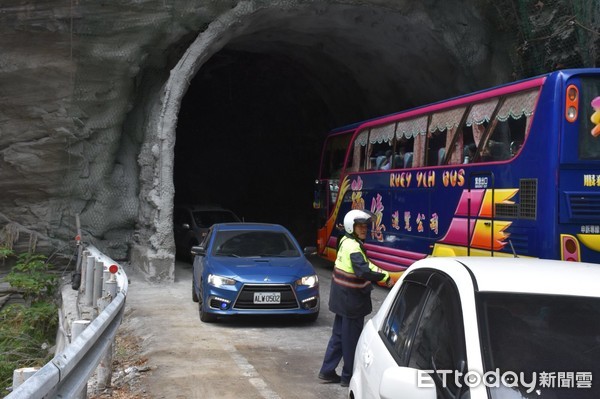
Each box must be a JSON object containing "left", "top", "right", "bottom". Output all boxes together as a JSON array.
[{"left": 6, "top": 245, "right": 128, "bottom": 399}]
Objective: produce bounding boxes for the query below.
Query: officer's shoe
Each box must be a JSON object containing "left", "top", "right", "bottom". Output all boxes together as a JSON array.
[
  {"left": 318, "top": 371, "right": 341, "bottom": 383},
  {"left": 340, "top": 379, "right": 350, "bottom": 387}
]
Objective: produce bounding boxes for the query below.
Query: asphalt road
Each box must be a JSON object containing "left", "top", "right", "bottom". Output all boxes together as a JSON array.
[{"left": 118, "top": 255, "right": 390, "bottom": 399}]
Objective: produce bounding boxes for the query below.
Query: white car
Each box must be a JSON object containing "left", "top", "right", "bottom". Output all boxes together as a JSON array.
[{"left": 349, "top": 257, "right": 600, "bottom": 399}]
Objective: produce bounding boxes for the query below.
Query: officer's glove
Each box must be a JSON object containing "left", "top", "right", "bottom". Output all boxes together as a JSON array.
[{"left": 383, "top": 275, "right": 394, "bottom": 288}]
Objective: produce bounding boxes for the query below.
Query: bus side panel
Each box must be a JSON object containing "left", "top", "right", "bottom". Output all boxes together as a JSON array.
[
  {"left": 557, "top": 74, "right": 600, "bottom": 263},
  {"left": 324, "top": 164, "right": 549, "bottom": 277}
]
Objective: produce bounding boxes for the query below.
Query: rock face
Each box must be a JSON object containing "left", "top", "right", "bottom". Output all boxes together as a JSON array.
[{"left": 0, "top": 0, "right": 595, "bottom": 280}]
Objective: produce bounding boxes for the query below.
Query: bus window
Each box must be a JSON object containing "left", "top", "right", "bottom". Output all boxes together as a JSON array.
[
  {"left": 428, "top": 130, "right": 447, "bottom": 165},
  {"left": 371, "top": 143, "right": 394, "bottom": 170},
  {"left": 579, "top": 77, "right": 600, "bottom": 160},
  {"left": 483, "top": 126, "right": 511, "bottom": 161},
  {"left": 322, "top": 132, "right": 352, "bottom": 179},
  {"left": 427, "top": 107, "right": 468, "bottom": 165},
  {"left": 394, "top": 136, "right": 414, "bottom": 168},
  {"left": 350, "top": 130, "right": 368, "bottom": 172},
  {"left": 395, "top": 116, "right": 427, "bottom": 169},
  {"left": 483, "top": 89, "right": 539, "bottom": 161},
  {"left": 371, "top": 123, "right": 396, "bottom": 170},
  {"left": 458, "top": 91, "right": 538, "bottom": 164},
  {"left": 461, "top": 98, "right": 499, "bottom": 164},
  {"left": 453, "top": 123, "right": 475, "bottom": 165},
  {"left": 485, "top": 118, "right": 527, "bottom": 161},
  {"left": 350, "top": 123, "right": 398, "bottom": 171}
]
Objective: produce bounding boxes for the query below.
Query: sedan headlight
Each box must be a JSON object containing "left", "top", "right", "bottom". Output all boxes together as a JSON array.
[
  {"left": 207, "top": 274, "right": 236, "bottom": 287},
  {"left": 297, "top": 274, "right": 318, "bottom": 288}
]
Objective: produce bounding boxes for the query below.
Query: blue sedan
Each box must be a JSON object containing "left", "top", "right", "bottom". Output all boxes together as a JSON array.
[{"left": 191, "top": 223, "right": 320, "bottom": 323}]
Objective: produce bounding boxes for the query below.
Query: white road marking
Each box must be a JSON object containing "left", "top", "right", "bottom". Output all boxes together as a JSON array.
[{"left": 227, "top": 344, "right": 281, "bottom": 399}]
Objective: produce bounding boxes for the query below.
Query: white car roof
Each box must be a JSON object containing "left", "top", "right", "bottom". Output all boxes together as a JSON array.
[{"left": 409, "top": 257, "right": 600, "bottom": 298}]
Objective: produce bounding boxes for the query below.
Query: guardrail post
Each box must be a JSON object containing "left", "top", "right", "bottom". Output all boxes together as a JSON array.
[
  {"left": 92, "top": 260, "right": 104, "bottom": 309},
  {"left": 72, "top": 320, "right": 91, "bottom": 399},
  {"left": 84, "top": 256, "right": 95, "bottom": 306},
  {"left": 102, "top": 269, "right": 110, "bottom": 294},
  {"left": 96, "top": 283, "right": 116, "bottom": 392},
  {"left": 12, "top": 367, "right": 39, "bottom": 391},
  {"left": 105, "top": 279, "right": 118, "bottom": 300},
  {"left": 80, "top": 250, "right": 90, "bottom": 293},
  {"left": 72, "top": 320, "right": 90, "bottom": 339}
]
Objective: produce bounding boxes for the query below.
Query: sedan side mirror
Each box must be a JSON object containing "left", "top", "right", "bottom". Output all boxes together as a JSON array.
[
  {"left": 379, "top": 367, "right": 436, "bottom": 399},
  {"left": 303, "top": 246, "right": 317, "bottom": 256},
  {"left": 191, "top": 246, "right": 206, "bottom": 256}
]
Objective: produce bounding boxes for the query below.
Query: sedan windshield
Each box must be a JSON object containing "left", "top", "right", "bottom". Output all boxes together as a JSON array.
[
  {"left": 478, "top": 293, "right": 600, "bottom": 399},
  {"left": 211, "top": 231, "right": 300, "bottom": 258}
]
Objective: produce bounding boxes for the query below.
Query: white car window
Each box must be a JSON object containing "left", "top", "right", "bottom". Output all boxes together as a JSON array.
[
  {"left": 381, "top": 281, "right": 428, "bottom": 365},
  {"left": 481, "top": 293, "right": 600, "bottom": 399},
  {"left": 408, "top": 277, "right": 468, "bottom": 398}
]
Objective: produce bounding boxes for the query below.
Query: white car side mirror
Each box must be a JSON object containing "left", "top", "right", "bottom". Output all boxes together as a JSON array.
[{"left": 379, "top": 367, "right": 436, "bottom": 399}]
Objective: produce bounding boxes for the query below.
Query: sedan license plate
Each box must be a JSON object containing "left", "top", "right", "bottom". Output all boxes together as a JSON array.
[{"left": 254, "top": 292, "right": 281, "bottom": 304}]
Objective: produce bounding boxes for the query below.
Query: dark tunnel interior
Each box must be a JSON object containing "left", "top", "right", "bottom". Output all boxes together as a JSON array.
[
  {"left": 174, "top": 49, "right": 349, "bottom": 247},
  {"left": 170, "top": 5, "right": 506, "bottom": 252},
  {"left": 171, "top": 18, "right": 494, "bottom": 250}
]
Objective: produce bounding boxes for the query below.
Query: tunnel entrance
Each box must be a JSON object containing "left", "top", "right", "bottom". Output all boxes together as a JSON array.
[
  {"left": 133, "top": 2, "right": 514, "bottom": 280},
  {"left": 174, "top": 49, "right": 336, "bottom": 247}
]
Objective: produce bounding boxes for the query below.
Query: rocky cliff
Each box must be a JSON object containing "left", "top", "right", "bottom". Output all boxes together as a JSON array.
[{"left": 0, "top": 0, "right": 596, "bottom": 280}]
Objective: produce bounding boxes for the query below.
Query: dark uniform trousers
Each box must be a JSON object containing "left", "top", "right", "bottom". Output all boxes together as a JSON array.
[{"left": 320, "top": 314, "right": 364, "bottom": 383}]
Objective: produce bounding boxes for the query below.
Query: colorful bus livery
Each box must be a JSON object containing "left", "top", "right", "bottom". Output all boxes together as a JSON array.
[{"left": 314, "top": 69, "right": 600, "bottom": 279}]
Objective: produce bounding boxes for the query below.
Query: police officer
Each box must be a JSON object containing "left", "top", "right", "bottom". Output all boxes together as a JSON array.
[{"left": 318, "top": 209, "right": 393, "bottom": 387}]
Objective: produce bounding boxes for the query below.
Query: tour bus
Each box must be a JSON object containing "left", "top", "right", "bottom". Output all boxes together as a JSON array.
[{"left": 314, "top": 68, "right": 600, "bottom": 280}]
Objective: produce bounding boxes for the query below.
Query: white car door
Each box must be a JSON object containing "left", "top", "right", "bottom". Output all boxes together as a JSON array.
[
  {"left": 405, "top": 273, "right": 470, "bottom": 399},
  {"left": 352, "top": 268, "right": 473, "bottom": 399},
  {"left": 352, "top": 276, "right": 431, "bottom": 399}
]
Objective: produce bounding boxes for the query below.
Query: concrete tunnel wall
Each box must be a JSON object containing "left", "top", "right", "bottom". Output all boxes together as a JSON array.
[{"left": 0, "top": 0, "right": 516, "bottom": 281}]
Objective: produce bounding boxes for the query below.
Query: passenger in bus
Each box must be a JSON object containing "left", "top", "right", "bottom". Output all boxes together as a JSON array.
[
  {"left": 485, "top": 140, "right": 510, "bottom": 161},
  {"left": 437, "top": 147, "right": 446, "bottom": 165},
  {"left": 393, "top": 154, "right": 404, "bottom": 168},
  {"left": 480, "top": 142, "right": 494, "bottom": 162},
  {"left": 374, "top": 150, "right": 389, "bottom": 169},
  {"left": 463, "top": 143, "right": 476, "bottom": 163},
  {"left": 379, "top": 150, "right": 393, "bottom": 170},
  {"left": 404, "top": 152, "right": 413, "bottom": 168}
]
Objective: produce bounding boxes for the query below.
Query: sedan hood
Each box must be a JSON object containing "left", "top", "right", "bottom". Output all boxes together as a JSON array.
[{"left": 208, "top": 256, "right": 315, "bottom": 282}]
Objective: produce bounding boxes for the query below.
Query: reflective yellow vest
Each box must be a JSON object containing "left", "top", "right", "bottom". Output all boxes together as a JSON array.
[{"left": 334, "top": 236, "right": 389, "bottom": 285}]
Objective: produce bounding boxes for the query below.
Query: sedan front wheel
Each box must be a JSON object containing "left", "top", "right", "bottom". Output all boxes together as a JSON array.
[{"left": 192, "top": 280, "right": 199, "bottom": 303}]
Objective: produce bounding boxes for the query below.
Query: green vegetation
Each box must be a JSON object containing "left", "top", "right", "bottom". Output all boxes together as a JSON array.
[{"left": 0, "top": 248, "right": 59, "bottom": 391}]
